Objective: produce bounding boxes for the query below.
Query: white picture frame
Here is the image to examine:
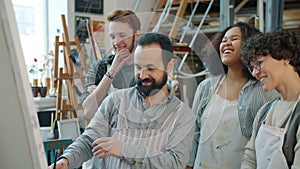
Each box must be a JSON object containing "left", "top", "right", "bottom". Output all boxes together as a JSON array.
[{"left": 57, "top": 118, "right": 81, "bottom": 141}]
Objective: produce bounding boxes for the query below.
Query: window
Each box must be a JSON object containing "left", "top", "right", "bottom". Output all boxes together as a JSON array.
[
  {"left": 14, "top": 5, "right": 35, "bottom": 35},
  {"left": 12, "top": 0, "right": 45, "bottom": 66},
  {"left": 12, "top": 0, "right": 67, "bottom": 86}
]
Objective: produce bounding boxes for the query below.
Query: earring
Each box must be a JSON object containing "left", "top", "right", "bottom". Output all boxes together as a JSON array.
[{"left": 285, "top": 60, "right": 290, "bottom": 65}]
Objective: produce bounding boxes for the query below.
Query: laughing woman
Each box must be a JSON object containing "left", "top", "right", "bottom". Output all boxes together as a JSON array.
[
  {"left": 241, "top": 28, "right": 300, "bottom": 169},
  {"left": 187, "top": 22, "right": 279, "bottom": 169}
]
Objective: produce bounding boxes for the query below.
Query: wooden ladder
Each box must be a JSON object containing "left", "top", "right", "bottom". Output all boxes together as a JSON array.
[
  {"left": 148, "top": 0, "right": 200, "bottom": 39},
  {"left": 53, "top": 14, "right": 88, "bottom": 120}
]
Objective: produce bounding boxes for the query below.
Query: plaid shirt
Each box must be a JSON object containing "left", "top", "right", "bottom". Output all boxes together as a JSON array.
[{"left": 80, "top": 55, "right": 114, "bottom": 102}]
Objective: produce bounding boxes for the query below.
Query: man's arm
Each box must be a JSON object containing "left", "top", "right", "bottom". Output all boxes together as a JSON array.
[
  {"left": 56, "top": 97, "right": 114, "bottom": 169},
  {"left": 82, "top": 49, "right": 132, "bottom": 122},
  {"left": 81, "top": 61, "right": 99, "bottom": 102},
  {"left": 82, "top": 72, "right": 113, "bottom": 122},
  {"left": 81, "top": 59, "right": 107, "bottom": 122},
  {"left": 48, "top": 157, "right": 68, "bottom": 169}
]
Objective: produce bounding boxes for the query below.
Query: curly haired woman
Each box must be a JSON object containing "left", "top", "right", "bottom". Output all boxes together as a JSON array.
[{"left": 241, "top": 28, "right": 300, "bottom": 169}]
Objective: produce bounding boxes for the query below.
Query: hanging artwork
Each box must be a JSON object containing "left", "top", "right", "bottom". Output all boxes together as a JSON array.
[
  {"left": 75, "top": 0, "right": 103, "bottom": 14},
  {"left": 75, "top": 15, "right": 90, "bottom": 43},
  {"left": 91, "top": 20, "right": 105, "bottom": 48}
]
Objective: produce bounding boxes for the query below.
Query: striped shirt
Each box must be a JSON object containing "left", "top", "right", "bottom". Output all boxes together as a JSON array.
[
  {"left": 62, "top": 87, "right": 195, "bottom": 169},
  {"left": 80, "top": 55, "right": 113, "bottom": 102}
]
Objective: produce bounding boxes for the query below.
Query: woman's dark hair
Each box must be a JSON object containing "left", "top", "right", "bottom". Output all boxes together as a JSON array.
[
  {"left": 211, "top": 22, "right": 261, "bottom": 79},
  {"left": 241, "top": 28, "right": 300, "bottom": 76},
  {"left": 136, "top": 32, "right": 174, "bottom": 68}
]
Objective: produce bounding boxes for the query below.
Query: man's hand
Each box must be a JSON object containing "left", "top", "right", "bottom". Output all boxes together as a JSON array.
[
  {"left": 87, "top": 85, "right": 97, "bottom": 93},
  {"left": 92, "top": 137, "right": 123, "bottom": 158},
  {"left": 48, "top": 158, "right": 68, "bottom": 169},
  {"left": 109, "top": 48, "right": 132, "bottom": 75}
]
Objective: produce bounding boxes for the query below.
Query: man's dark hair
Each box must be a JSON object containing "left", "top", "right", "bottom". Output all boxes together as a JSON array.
[{"left": 136, "top": 32, "right": 174, "bottom": 68}]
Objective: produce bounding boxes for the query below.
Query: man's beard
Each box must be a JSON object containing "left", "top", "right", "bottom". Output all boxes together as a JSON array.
[{"left": 136, "top": 72, "right": 168, "bottom": 97}]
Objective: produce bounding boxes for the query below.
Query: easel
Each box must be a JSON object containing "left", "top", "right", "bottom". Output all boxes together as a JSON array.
[{"left": 53, "top": 14, "right": 88, "bottom": 120}]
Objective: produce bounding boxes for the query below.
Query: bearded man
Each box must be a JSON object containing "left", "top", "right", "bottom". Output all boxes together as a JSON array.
[{"left": 49, "top": 32, "right": 195, "bottom": 169}]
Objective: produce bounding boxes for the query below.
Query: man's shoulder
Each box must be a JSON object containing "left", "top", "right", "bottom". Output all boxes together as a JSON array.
[
  {"left": 173, "top": 99, "right": 195, "bottom": 123},
  {"left": 169, "top": 95, "right": 193, "bottom": 113},
  {"left": 92, "top": 54, "right": 115, "bottom": 67}
]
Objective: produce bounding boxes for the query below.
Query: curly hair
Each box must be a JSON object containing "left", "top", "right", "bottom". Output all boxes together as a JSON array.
[
  {"left": 107, "top": 9, "right": 141, "bottom": 34},
  {"left": 211, "top": 22, "right": 261, "bottom": 79},
  {"left": 241, "top": 28, "right": 300, "bottom": 76}
]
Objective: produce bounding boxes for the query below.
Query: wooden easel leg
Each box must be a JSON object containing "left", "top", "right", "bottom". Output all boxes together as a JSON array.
[
  {"left": 53, "top": 36, "right": 60, "bottom": 93},
  {"left": 55, "top": 68, "right": 63, "bottom": 120}
]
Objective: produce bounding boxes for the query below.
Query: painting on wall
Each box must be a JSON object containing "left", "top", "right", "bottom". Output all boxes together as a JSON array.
[
  {"left": 91, "top": 20, "right": 105, "bottom": 48},
  {"left": 85, "top": 20, "right": 105, "bottom": 61},
  {"left": 75, "top": 15, "right": 90, "bottom": 43},
  {"left": 75, "top": 0, "right": 103, "bottom": 14}
]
